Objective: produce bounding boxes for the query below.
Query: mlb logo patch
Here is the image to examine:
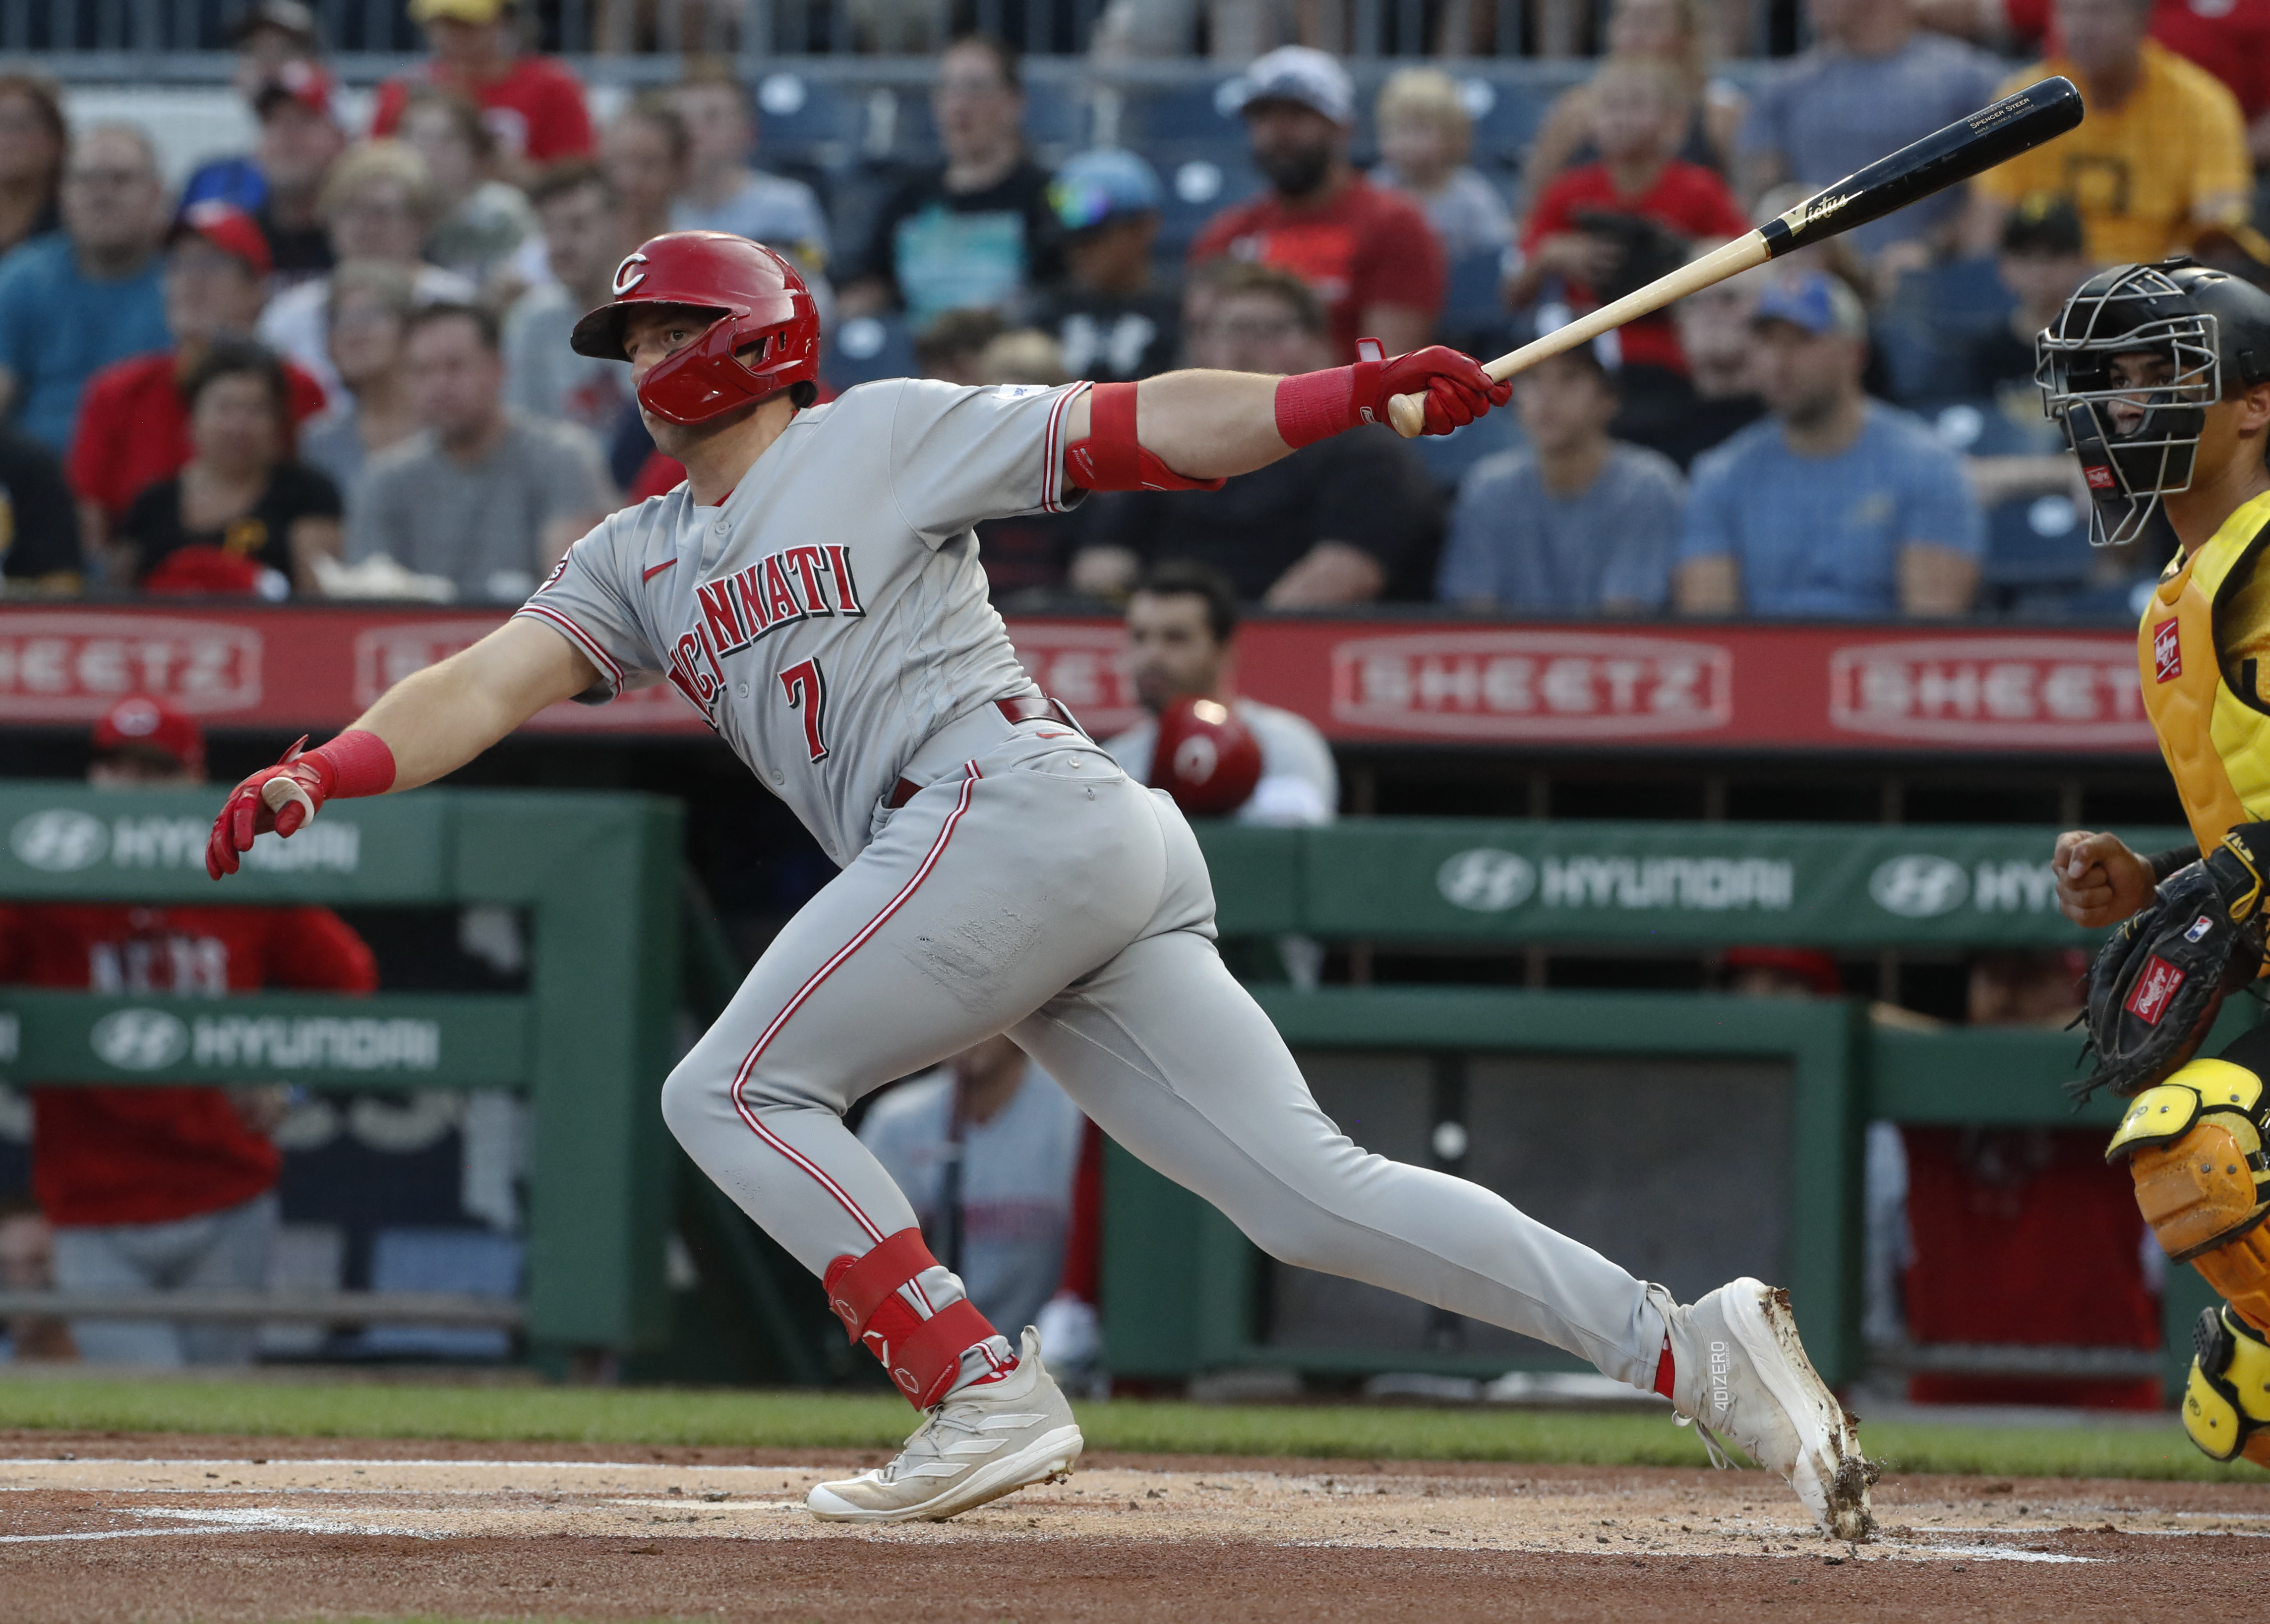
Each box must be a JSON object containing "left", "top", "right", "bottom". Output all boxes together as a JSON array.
[
  {"left": 2188, "top": 915, "right": 2215, "bottom": 942},
  {"left": 2154, "top": 619, "right": 2183, "bottom": 683},
  {"left": 2086, "top": 464, "right": 2117, "bottom": 490},
  {"left": 2125, "top": 955, "right": 2188, "bottom": 1025}
]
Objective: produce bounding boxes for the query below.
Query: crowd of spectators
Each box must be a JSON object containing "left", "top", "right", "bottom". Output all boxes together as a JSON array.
[{"left": 0, "top": 0, "right": 2258, "bottom": 621}]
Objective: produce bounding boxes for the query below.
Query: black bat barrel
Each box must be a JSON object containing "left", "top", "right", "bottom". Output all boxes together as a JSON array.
[{"left": 1762, "top": 76, "right": 2085, "bottom": 257}]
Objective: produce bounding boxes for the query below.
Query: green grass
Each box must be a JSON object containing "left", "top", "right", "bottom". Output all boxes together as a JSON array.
[{"left": 0, "top": 1376, "right": 2258, "bottom": 1483}]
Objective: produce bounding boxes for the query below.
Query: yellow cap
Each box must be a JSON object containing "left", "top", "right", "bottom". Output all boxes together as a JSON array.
[{"left": 410, "top": 0, "right": 508, "bottom": 22}]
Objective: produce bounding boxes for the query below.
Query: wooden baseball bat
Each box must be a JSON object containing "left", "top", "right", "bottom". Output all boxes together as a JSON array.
[{"left": 1385, "top": 75, "right": 2085, "bottom": 438}]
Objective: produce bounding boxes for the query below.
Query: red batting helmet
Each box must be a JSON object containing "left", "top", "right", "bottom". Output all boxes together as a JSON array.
[
  {"left": 569, "top": 232, "right": 821, "bottom": 426},
  {"left": 1150, "top": 696, "right": 1263, "bottom": 817}
]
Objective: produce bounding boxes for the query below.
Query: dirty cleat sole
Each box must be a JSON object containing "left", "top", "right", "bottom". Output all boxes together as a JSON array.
[{"left": 1716, "top": 1282, "right": 1878, "bottom": 1541}]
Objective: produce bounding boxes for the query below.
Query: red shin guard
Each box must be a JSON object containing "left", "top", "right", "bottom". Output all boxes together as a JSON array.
[{"left": 825, "top": 1228, "right": 1001, "bottom": 1408}]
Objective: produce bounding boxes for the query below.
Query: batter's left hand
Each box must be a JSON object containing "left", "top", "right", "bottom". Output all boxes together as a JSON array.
[
  {"left": 206, "top": 738, "right": 326, "bottom": 880},
  {"left": 1358, "top": 344, "right": 1510, "bottom": 436}
]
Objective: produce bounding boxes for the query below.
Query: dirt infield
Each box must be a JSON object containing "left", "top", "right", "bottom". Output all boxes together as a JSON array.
[{"left": 5, "top": 1432, "right": 2270, "bottom": 1621}]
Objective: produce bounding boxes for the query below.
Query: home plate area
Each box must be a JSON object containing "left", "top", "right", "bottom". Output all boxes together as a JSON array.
[{"left": 5, "top": 1446, "right": 2270, "bottom": 1621}]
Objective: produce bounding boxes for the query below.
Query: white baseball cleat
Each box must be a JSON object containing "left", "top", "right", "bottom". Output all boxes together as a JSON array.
[
  {"left": 806, "top": 1327, "right": 1083, "bottom": 1523},
  {"left": 1663, "top": 1278, "right": 1878, "bottom": 1541}
]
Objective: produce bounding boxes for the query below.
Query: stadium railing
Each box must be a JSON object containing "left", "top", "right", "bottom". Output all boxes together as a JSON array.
[
  {"left": 0, "top": 782, "right": 682, "bottom": 1367},
  {"left": 5, "top": 1, "right": 1721, "bottom": 63},
  {"left": 1097, "top": 817, "right": 2224, "bottom": 1397}
]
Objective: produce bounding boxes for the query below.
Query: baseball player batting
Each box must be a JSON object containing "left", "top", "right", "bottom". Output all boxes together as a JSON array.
[{"left": 204, "top": 233, "right": 1873, "bottom": 1539}]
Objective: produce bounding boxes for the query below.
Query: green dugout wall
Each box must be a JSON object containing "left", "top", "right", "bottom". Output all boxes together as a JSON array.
[
  {"left": 1103, "top": 819, "right": 2224, "bottom": 1394},
  {"left": 0, "top": 785, "right": 681, "bottom": 1357}
]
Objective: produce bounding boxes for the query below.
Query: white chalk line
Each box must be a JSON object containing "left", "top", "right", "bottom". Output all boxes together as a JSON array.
[{"left": 0, "top": 1457, "right": 804, "bottom": 1472}]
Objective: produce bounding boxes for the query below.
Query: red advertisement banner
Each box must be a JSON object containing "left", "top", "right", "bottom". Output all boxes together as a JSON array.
[{"left": 0, "top": 604, "right": 2157, "bottom": 755}]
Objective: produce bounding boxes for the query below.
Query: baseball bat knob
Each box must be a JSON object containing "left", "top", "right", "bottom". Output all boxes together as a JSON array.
[
  {"left": 1386, "top": 391, "right": 1426, "bottom": 438},
  {"left": 261, "top": 776, "right": 316, "bottom": 824}
]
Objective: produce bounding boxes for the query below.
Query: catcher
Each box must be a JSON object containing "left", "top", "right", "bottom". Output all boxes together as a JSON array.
[{"left": 2047, "top": 259, "right": 2270, "bottom": 1464}]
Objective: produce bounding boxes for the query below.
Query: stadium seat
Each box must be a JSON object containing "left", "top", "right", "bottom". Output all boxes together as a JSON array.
[
  {"left": 1455, "top": 70, "right": 1569, "bottom": 166},
  {"left": 1984, "top": 491, "right": 2086, "bottom": 582},
  {"left": 1020, "top": 81, "right": 1090, "bottom": 151},
  {"left": 825, "top": 312, "right": 916, "bottom": 391},
  {"left": 1926, "top": 396, "right": 2056, "bottom": 460},
  {"left": 355, "top": 1227, "right": 523, "bottom": 1362},
  {"left": 1119, "top": 78, "right": 1248, "bottom": 143},
  {"left": 752, "top": 72, "right": 867, "bottom": 169},
  {"left": 1147, "top": 141, "right": 1263, "bottom": 261},
  {"left": 1442, "top": 248, "right": 1509, "bottom": 326},
  {"left": 1878, "top": 256, "right": 2012, "bottom": 407},
  {"left": 1980, "top": 491, "right": 2098, "bottom": 624}
]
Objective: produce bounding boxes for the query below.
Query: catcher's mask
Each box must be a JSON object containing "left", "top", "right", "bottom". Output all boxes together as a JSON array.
[{"left": 2036, "top": 259, "right": 2270, "bottom": 548}]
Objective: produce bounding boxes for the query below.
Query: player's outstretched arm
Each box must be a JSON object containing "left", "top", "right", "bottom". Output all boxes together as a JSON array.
[
  {"left": 1059, "top": 345, "right": 1509, "bottom": 488},
  {"left": 206, "top": 618, "right": 598, "bottom": 880}
]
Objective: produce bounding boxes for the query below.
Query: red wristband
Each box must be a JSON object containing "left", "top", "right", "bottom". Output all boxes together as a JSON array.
[
  {"left": 302, "top": 729, "right": 396, "bottom": 800},
  {"left": 1273, "top": 365, "right": 1357, "bottom": 450}
]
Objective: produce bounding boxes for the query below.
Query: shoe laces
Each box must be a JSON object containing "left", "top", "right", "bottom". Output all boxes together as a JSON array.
[
  {"left": 1673, "top": 1412, "right": 1739, "bottom": 1472},
  {"left": 885, "top": 1390, "right": 997, "bottom": 1479}
]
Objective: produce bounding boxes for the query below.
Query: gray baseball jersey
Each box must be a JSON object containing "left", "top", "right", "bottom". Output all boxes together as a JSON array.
[{"left": 515, "top": 376, "right": 1082, "bottom": 865}]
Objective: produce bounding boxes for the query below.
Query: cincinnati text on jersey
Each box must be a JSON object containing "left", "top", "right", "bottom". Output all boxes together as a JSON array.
[{"left": 667, "top": 543, "right": 867, "bottom": 721}]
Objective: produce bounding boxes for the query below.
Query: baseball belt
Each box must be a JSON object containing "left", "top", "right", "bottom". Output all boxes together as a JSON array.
[{"left": 883, "top": 695, "right": 1087, "bottom": 811}]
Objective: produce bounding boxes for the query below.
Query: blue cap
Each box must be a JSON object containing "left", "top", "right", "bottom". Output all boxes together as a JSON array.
[
  {"left": 1751, "top": 269, "right": 1868, "bottom": 339},
  {"left": 1049, "top": 149, "right": 1163, "bottom": 232}
]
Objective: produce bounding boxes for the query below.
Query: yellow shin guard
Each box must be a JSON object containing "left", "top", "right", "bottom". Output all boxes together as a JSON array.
[
  {"left": 2185, "top": 1305, "right": 2270, "bottom": 1466},
  {"left": 2108, "top": 1060, "right": 2270, "bottom": 1330}
]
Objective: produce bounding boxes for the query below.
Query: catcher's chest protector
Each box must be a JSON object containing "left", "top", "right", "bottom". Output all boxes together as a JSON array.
[{"left": 2139, "top": 489, "right": 2270, "bottom": 854}]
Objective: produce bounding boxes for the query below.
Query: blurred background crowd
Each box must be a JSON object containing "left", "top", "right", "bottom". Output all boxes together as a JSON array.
[{"left": 0, "top": 0, "right": 2256, "bottom": 622}]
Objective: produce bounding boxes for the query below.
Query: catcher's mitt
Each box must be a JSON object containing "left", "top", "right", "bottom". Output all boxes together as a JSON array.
[{"left": 2078, "top": 824, "right": 2270, "bottom": 1101}]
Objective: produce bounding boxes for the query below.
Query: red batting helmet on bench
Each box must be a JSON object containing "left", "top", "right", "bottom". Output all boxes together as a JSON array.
[
  {"left": 1150, "top": 696, "right": 1263, "bottom": 817},
  {"left": 570, "top": 231, "right": 821, "bottom": 425}
]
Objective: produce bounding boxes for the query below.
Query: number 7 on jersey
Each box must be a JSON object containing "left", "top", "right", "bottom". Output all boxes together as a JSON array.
[{"left": 779, "top": 658, "right": 830, "bottom": 762}]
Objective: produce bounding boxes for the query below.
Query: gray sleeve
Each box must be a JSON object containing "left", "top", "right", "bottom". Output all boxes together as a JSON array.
[
  {"left": 1244, "top": 709, "right": 1338, "bottom": 827},
  {"left": 1436, "top": 455, "right": 1515, "bottom": 604},
  {"left": 500, "top": 300, "right": 553, "bottom": 420},
  {"left": 538, "top": 422, "right": 618, "bottom": 522},
  {"left": 512, "top": 517, "right": 662, "bottom": 702},
  {"left": 782, "top": 177, "right": 833, "bottom": 258},
  {"left": 1597, "top": 451, "right": 1685, "bottom": 612},
  {"left": 345, "top": 458, "right": 407, "bottom": 565},
  {"left": 888, "top": 377, "right": 1088, "bottom": 545},
  {"left": 1099, "top": 720, "right": 1156, "bottom": 782},
  {"left": 1734, "top": 63, "right": 1790, "bottom": 160}
]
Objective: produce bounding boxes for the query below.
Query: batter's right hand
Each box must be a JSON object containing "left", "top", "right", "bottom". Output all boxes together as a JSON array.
[
  {"left": 206, "top": 738, "right": 325, "bottom": 881},
  {"left": 1361, "top": 344, "right": 1510, "bottom": 436},
  {"left": 2053, "top": 829, "right": 2156, "bottom": 928}
]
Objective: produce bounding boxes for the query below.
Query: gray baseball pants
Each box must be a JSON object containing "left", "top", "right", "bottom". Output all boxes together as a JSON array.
[{"left": 661, "top": 717, "right": 1667, "bottom": 1389}]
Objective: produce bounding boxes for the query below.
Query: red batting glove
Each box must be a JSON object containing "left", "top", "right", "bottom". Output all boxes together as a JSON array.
[
  {"left": 206, "top": 729, "right": 396, "bottom": 880},
  {"left": 1274, "top": 339, "right": 1511, "bottom": 447}
]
